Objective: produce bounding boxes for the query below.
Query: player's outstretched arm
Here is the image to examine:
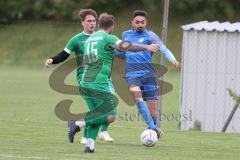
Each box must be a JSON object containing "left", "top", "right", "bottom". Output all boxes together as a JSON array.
[
  {"left": 44, "top": 50, "right": 70, "bottom": 68},
  {"left": 116, "top": 41, "right": 159, "bottom": 52},
  {"left": 148, "top": 31, "right": 181, "bottom": 68}
]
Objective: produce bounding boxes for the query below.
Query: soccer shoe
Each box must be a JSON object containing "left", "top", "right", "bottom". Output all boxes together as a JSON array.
[
  {"left": 80, "top": 137, "right": 87, "bottom": 144},
  {"left": 152, "top": 128, "right": 163, "bottom": 139},
  {"left": 84, "top": 147, "right": 94, "bottom": 153},
  {"left": 68, "top": 120, "right": 80, "bottom": 143},
  {"left": 98, "top": 131, "right": 114, "bottom": 142}
]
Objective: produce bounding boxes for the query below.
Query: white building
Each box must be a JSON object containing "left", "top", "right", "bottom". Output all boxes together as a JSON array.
[{"left": 180, "top": 21, "right": 240, "bottom": 133}]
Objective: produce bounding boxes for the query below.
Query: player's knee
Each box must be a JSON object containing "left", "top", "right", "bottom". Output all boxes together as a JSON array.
[
  {"left": 130, "top": 91, "right": 143, "bottom": 102},
  {"left": 128, "top": 86, "right": 143, "bottom": 101},
  {"left": 108, "top": 115, "right": 116, "bottom": 123}
]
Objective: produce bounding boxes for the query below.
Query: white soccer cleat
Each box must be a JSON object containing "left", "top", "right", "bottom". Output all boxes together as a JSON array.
[
  {"left": 79, "top": 137, "right": 87, "bottom": 144},
  {"left": 98, "top": 131, "right": 114, "bottom": 142}
]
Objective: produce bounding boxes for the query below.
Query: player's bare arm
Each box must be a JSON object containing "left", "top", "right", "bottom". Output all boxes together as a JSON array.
[{"left": 117, "top": 41, "right": 159, "bottom": 52}]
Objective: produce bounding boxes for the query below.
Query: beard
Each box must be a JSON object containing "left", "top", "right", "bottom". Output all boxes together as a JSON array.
[{"left": 136, "top": 27, "right": 144, "bottom": 32}]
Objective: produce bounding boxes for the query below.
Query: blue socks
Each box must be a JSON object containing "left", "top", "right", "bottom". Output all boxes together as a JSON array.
[
  {"left": 136, "top": 101, "right": 156, "bottom": 129},
  {"left": 152, "top": 116, "right": 157, "bottom": 126}
]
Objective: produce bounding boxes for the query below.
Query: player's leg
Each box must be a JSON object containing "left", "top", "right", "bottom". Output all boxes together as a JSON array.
[
  {"left": 68, "top": 95, "right": 95, "bottom": 143},
  {"left": 142, "top": 76, "right": 163, "bottom": 137},
  {"left": 80, "top": 96, "right": 96, "bottom": 144},
  {"left": 141, "top": 85, "right": 158, "bottom": 125},
  {"left": 98, "top": 81, "right": 115, "bottom": 142},
  {"left": 127, "top": 77, "right": 156, "bottom": 130},
  {"left": 80, "top": 110, "right": 117, "bottom": 153},
  {"left": 68, "top": 85, "right": 90, "bottom": 144},
  {"left": 75, "top": 87, "right": 117, "bottom": 152},
  {"left": 98, "top": 118, "right": 114, "bottom": 142},
  {"left": 80, "top": 126, "right": 88, "bottom": 144},
  {"left": 100, "top": 124, "right": 109, "bottom": 132},
  {"left": 81, "top": 96, "right": 114, "bottom": 143},
  {"left": 146, "top": 100, "right": 157, "bottom": 124},
  {"left": 141, "top": 76, "right": 159, "bottom": 125},
  {"left": 145, "top": 99, "right": 163, "bottom": 137},
  {"left": 84, "top": 112, "right": 116, "bottom": 153},
  {"left": 84, "top": 124, "right": 101, "bottom": 153},
  {"left": 79, "top": 88, "right": 117, "bottom": 127}
]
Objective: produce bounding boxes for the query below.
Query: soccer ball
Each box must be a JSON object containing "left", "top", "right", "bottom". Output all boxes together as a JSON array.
[{"left": 140, "top": 129, "right": 158, "bottom": 147}]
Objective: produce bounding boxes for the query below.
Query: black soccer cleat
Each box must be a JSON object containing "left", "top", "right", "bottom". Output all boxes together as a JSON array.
[
  {"left": 152, "top": 128, "right": 163, "bottom": 139},
  {"left": 84, "top": 147, "right": 94, "bottom": 153},
  {"left": 68, "top": 120, "right": 80, "bottom": 143}
]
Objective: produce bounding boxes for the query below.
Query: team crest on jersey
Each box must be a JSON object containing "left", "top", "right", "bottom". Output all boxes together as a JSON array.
[{"left": 138, "top": 38, "right": 144, "bottom": 43}]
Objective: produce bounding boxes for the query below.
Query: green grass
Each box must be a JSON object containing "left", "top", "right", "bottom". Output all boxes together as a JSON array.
[{"left": 0, "top": 67, "right": 240, "bottom": 160}]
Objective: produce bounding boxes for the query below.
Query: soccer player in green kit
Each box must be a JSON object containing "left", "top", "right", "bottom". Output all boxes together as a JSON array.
[
  {"left": 68, "top": 13, "right": 160, "bottom": 153},
  {"left": 44, "top": 9, "right": 114, "bottom": 144}
]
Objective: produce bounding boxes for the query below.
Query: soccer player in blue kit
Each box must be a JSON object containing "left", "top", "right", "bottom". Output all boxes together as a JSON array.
[{"left": 115, "top": 10, "right": 180, "bottom": 138}]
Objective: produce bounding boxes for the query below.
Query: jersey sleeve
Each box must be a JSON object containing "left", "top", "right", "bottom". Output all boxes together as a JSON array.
[
  {"left": 148, "top": 31, "right": 176, "bottom": 62},
  {"left": 63, "top": 36, "right": 76, "bottom": 54},
  {"left": 114, "top": 32, "right": 126, "bottom": 58},
  {"left": 104, "top": 35, "right": 121, "bottom": 53},
  {"left": 107, "top": 35, "right": 121, "bottom": 47}
]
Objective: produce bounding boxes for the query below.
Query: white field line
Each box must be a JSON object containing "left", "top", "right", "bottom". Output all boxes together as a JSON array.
[{"left": 0, "top": 154, "right": 48, "bottom": 160}]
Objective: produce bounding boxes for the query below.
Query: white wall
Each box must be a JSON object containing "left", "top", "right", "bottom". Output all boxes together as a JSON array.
[{"left": 180, "top": 30, "right": 240, "bottom": 133}]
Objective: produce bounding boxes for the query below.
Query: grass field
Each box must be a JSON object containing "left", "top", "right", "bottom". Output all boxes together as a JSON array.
[
  {"left": 0, "top": 67, "right": 240, "bottom": 160},
  {"left": 0, "top": 16, "right": 240, "bottom": 160}
]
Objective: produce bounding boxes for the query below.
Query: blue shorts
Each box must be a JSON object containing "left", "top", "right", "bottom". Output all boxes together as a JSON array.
[{"left": 125, "top": 75, "right": 158, "bottom": 101}]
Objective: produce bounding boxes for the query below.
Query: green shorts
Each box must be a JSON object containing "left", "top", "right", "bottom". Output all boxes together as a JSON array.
[{"left": 79, "top": 85, "right": 118, "bottom": 121}]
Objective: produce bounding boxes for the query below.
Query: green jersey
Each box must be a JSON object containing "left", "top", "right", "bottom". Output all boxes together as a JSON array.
[
  {"left": 64, "top": 32, "right": 90, "bottom": 84},
  {"left": 81, "top": 31, "right": 120, "bottom": 92}
]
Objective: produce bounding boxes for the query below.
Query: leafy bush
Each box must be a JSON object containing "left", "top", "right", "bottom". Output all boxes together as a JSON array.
[{"left": 0, "top": 0, "right": 239, "bottom": 22}]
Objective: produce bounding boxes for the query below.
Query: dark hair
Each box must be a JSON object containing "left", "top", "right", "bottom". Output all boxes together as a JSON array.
[
  {"left": 79, "top": 9, "right": 97, "bottom": 22},
  {"left": 98, "top": 13, "right": 115, "bottom": 30},
  {"left": 132, "top": 10, "right": 148, "bottom": 19}
]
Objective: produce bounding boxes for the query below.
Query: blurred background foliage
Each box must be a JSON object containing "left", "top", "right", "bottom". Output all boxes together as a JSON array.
[{"left": 0, "top": 0, "right": 239, "bottom": 22}]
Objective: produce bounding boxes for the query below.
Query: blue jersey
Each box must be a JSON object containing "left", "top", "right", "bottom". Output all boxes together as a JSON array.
[{"left": 115, "top": 29, "right": 176, "bottom": 79}]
